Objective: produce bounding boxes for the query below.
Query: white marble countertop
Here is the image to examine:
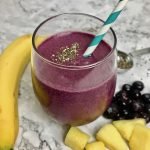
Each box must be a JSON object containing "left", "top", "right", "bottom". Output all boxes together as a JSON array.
[{"left": 0, "top": 0, "right": 150, "bottom": 150}]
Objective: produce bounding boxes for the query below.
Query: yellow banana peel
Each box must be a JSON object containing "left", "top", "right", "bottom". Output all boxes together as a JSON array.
[{"left": 0, "top": 34, "right": 45, "bottom": 150}]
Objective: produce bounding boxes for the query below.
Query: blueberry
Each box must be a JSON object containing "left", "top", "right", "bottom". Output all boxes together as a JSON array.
[
  {"left": 129, "top": 89, "right": 141, "bottom": 99},
  {"left": 134, "top": 113, "right": 142, "bottom": 119},
  {"left": 122, "top": 84, "right": 132, "bottom": 92},
  {"left": 127, "top": 113, "right": 135, "bottom": 119},
  {"left": 142, "top": 94, "right": 150, "bottom": 103},
  {"left": 132, "top": 100, "right": 144, "bottom": 112},
  {"left": 117, "top": 97, "right": 132, "bottom": 108},
  {"left": 115, "top": 90, "right": 132, "bottom": 108},
  {"left": 103, "top": 103, "right": 119, "bottom": 119},
  {"left": 112, "top": 96, "right": 117, "bottom": 103},
  {"left": 115, "top": 90, "right": 128, "bottom": 101},
  {"left": 120, "top": 109, "right": 131, "bottom": 119},
  {"left": 132, "top": 81, "right": 144, "bottom": 91},
  {"left": 118, "top": 116, "right": 126, "bottom": 120},
  {"left": 115, "top": 91, "right": 123, "bottom": 99},
  {"left": 122, "top": 109, "right": 134, "bottom": 119},
  {"left": 113, "top": 113, "right": 121, "bottom": 121},
  {"left": 135, "top": 111, "right": 150, "bottom": 123},
  {"left": 144, "top": 104, "right": 150, "bottom": 114},
  {"left": 141, "top": 113, "right": 150, "bottom": 123},
  {"left": 103, "top": 111, "right": 111, "bottom": 119}
]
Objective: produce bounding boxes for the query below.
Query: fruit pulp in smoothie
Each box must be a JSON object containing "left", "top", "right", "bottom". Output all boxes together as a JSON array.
[{"left": 32, "top": 31, "right": 116, "bottom": 125}]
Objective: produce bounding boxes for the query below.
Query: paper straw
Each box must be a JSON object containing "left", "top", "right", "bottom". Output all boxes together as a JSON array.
[{"left": 83, "top": 0, "right": 128, "bottom": 57}]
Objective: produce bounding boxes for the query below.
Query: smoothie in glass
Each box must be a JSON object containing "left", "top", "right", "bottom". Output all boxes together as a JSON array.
[{"left": 31, "top": 13, "right": 117, "bottom": 125}]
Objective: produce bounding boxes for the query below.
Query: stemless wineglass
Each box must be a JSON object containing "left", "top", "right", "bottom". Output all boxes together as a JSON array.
[{"left": 31, "top": 13, "right": 117, "bottom": 125}]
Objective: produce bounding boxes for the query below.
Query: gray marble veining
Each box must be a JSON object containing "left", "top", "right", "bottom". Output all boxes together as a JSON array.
[{"left": 0, "top": 0, "right": 150, "bottom": 150}]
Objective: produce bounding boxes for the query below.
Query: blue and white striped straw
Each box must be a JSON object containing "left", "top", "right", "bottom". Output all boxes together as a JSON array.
[{"left": 83, "top": 0, "right": 128, "bottom": 57}]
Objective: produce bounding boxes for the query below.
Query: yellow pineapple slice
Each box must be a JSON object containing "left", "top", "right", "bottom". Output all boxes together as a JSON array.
[
  {"left": 85, "top": 141, "right": 105, "bottom": 150},
  {"left": 129, "top": 125, "right": 150, "bottom": 150},
  {"left": 113, "top": 119, "right": 146, "bottom": 141},
  {"left": 64, "top": 127, "right": 90, "bottom": 150},
  {"left": 96, "top": 124, "right": 128, "bottom": 150}
]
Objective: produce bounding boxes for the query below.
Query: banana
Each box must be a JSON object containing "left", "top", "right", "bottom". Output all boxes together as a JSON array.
[{"left": 0, "top": 35, "right": 45, "bottom": 150}]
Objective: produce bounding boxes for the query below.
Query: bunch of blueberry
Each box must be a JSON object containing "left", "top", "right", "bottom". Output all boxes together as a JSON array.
[{"left": 103, "top": 81, "right": 150, "bottom": 123}]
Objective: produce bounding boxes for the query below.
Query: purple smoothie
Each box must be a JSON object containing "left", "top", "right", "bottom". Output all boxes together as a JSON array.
[{"left": 32, "top": 31, "right": 116, "bottom": 125}]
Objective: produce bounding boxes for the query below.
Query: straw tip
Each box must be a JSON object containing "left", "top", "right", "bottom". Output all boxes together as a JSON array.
[{"left": 83, "top": 53, "right": 91, "bottom": 58}]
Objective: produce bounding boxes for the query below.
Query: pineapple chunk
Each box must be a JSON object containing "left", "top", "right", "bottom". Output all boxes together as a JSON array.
[
  {"left": 85, "top": 141, "right": 105, "bottom": 150},
  {"left": 96, "top": 124, "right": 128, "bottom": 150},
  {"left": 129, "top": 125, "right": 150, "bottom": 150},
  {"left": 113, "top": 119, "right": 146, "bottom": 141},
  {"left": 64, "top": 127, "right": 90, "bottom": 150}
]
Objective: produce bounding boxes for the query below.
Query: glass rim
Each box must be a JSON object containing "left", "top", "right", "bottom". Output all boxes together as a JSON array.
[{"left": 32, "top": 13, "right": 117, "bottom": 70}]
